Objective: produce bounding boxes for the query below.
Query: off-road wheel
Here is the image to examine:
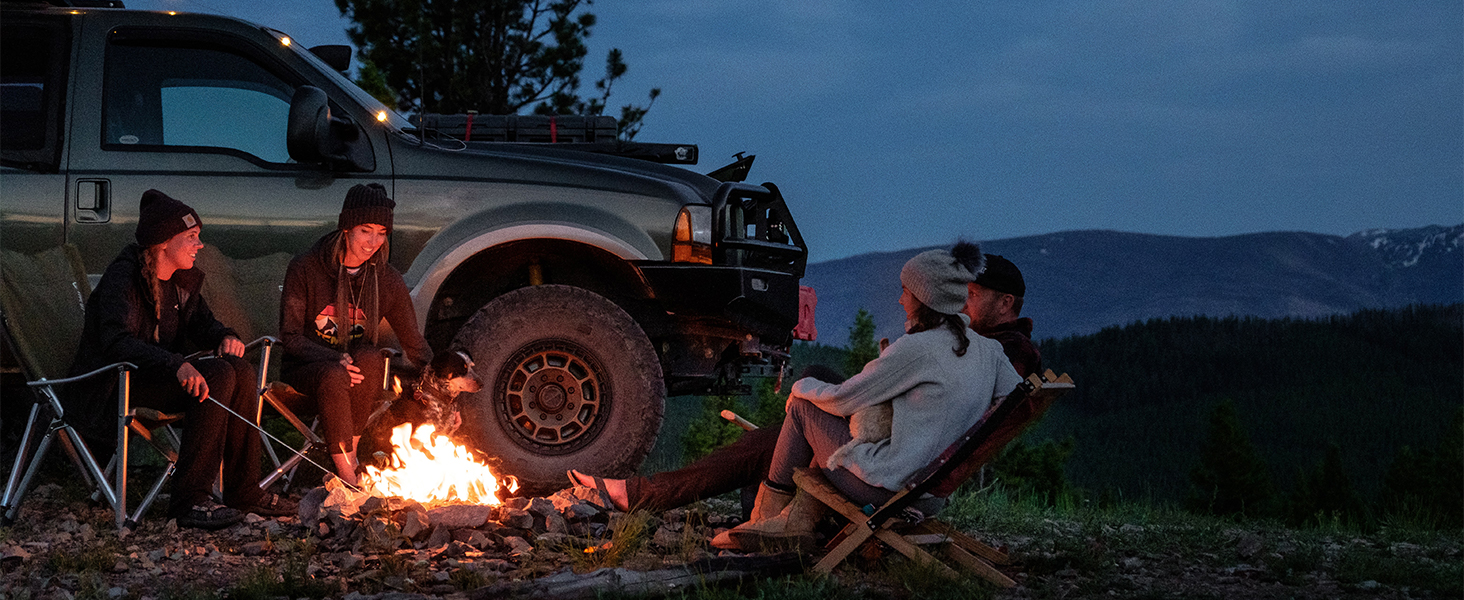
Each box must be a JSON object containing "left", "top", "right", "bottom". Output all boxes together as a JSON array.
[{"left": 452, "top": 285, "right": 665, "bottom": 495}]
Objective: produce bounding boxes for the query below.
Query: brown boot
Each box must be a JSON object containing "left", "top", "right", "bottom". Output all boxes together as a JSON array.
[
  {"left": 711, "top": 489, "right": 827, "bottom": 552},
  {"left": 749, "top": 482, "right": 793, "bottom": 522}
]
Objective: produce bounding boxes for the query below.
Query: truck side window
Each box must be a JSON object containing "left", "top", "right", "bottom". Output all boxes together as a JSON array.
[
  {"left": 104, "top": 40, "right": 295, "bottom": 164},
  {"left": 1, "top": 19, "right": 69, "bottom": 170}
]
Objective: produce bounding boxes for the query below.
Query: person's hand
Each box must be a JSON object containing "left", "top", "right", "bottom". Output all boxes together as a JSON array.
[
  {"left": 340, "top": 354, "right": 364, "bottom": 386},
  {"left": 218, "top": 335, "right": 245, "bottom": 358},
  {"left": 177, "top": 362, "right": 209, "bottom": 401},
  {"left": 448, "top": 410, "right": 462, "bottom": 432}
]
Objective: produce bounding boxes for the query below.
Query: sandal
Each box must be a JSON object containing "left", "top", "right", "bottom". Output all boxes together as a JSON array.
[
  {"left": 240, "top": 493, "right": 298, "bottom": 518},
  {"left": 567, "top": 470, "right": 624, "bottom": 511},
  {"left": 175, "top": 499, "right": 243, "bottom": 530}
]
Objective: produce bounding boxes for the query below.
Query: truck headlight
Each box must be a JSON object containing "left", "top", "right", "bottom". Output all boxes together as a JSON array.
[{"left": 673, "top": 205, "right": 712, "bottom": 264}]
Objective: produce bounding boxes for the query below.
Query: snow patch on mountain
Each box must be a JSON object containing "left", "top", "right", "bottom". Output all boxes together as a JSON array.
[{"left": 1346, "top": 224, "right": 1463, "bottom": 268}]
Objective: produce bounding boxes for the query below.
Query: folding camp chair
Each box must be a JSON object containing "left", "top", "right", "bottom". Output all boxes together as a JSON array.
[
  {"left": 0, "top": 245, "right": 185, "bottom": 530},
  {"left": 252, "top": 344, "right": 399, "bottom": 492},
  {"left": 792, "top": 370, "right": 1074, "bottom": 587},
  {"left": 0, "top": 245, "right": 291, "bottom": 529}
]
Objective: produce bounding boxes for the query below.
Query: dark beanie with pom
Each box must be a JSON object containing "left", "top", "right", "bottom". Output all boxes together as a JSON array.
[
  {"left": 975, "top": 254, "right": 1025, "bottom": 297},
  {"left": 338, "top": 183, "right": 395, "bottom": 232},
  {"left": 135, "top": 189, "right": 201, "bottom": 246}
]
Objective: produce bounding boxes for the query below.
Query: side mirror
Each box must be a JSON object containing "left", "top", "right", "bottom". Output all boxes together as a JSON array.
[{"left": 287, "top": 86, "right": 374, "bottom": 172}]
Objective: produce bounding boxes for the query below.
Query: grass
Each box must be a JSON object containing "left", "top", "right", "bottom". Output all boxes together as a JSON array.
[{"left": 565, "top": 509, "right": 655, "bottom": 572}]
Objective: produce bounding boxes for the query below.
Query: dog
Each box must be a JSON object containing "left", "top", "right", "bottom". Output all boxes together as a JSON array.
[
  {"left": 826, "top": 402, "right": 893, "bottom": 470},
  {"left": 358, "top": 349, "right": 483, "bottom": 464}
]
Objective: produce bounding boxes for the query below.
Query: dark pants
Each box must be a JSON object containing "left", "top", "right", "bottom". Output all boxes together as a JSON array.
[
  {"left": 768, "top": 397, "right": 903, "bottom": 509},
  {"left": 626, "top": 426, "right": 781, "bottom": 513},
  {"left": 130, "top": 354, "right": 263, "bottom": 515},
  {"left": 282, "top": 346, "right": 386, "bottom": 453}
]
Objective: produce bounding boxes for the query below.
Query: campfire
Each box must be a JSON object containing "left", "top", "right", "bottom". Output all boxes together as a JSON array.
[{"left": 359, "top": 423, "right": 518, "bottom": 506}]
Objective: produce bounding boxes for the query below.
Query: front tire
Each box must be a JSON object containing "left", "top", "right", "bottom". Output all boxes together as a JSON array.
[{"left": 452, "top": 285, "right": 665, "bottom": 495}]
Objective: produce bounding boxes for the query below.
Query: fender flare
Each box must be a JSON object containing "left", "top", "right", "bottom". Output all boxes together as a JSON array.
[{"left": 407, "top": 223, "right": 651, "bottom": 324}]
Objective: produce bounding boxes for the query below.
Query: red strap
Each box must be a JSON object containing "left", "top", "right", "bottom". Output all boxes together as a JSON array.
[
  {"left": 550, "top": 116, "right": 558, "bottom": 143},
  {"left": 464, "top": 113, "right": 475, "bottom": 141}
]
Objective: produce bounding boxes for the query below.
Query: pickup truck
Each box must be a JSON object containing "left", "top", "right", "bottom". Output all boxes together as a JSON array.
[{"left": 0, "top": 2, "right": 808, "bottom": 492}]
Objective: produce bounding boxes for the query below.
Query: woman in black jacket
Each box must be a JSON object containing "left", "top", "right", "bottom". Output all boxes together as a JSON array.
[
  {"left": 69, "top": 190, "right": 291, "bottom": 529},
  {"left": 278, "top": 183, "right": 431, "bottom": 486}
]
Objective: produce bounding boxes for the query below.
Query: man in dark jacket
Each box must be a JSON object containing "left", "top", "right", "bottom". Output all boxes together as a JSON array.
[{"left": 960, "top": 250, "right": 1042, "bottom": 378}]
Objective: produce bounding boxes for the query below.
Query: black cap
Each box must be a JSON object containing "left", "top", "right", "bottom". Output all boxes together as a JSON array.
[
  {"left": 975, "top": 254, "right": 1025, "bottom": 297},
  {"left": 338, "top": 183, "right": 395, "bottom": 232},
  {"left": 135, "top": 189, "right": 201, "bottom": 246}
]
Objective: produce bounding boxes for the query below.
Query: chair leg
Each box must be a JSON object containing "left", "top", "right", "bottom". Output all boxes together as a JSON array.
[
  {"left": 939, "top": 540, "right": 1016, "bottom": 587},
  {"left": 813, "top": 523, "right": 877, "bottom": 573},
  {"left": 1, "top": 405, "right": 49, "bottom": 525},
  {"left": 915, "top": 519, "right": 1010, "bottom": 565},
  {"left": 874, "top": 528, "right": 959, "bottom": 577},
  {"left": 0, "top": 403, "right": 45, "bottom": 521}
]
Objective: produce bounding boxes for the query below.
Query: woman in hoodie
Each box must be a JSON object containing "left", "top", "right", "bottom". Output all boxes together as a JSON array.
[
  {"left": 279, "top": 183, "right": 432, "bottom": 486},
  {"left": 68, "top": 190, "right": 290, "bottom": 529}
]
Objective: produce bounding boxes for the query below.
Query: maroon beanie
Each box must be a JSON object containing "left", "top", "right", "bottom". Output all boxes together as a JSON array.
[
  {"left": 338, "top": 183, "right": 395, "bottom": 232},
  {"left": 975, "top": 254, "right": 1025, "bottom": 297},
  {"left": 135, "top": 189, "right": 201, "bottom": 246}
]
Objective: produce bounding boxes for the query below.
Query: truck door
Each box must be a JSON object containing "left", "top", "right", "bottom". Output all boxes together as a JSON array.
[
  {"left": 0, "top": 15, "right": 71, "bottom": 255},
  {"left": 65, "top": 22, "right": 388, "bottom": 277}
]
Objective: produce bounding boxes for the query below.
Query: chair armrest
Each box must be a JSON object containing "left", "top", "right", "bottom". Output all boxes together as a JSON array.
[
  {"left": 27, "top": 361, "right": 138, "bottom": 387},
  {"left": 243, "top": 335, "right": 281, "bottom": 351}
]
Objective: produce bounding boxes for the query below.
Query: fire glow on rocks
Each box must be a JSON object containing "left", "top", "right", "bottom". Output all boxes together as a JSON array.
[{"left": 360, "top": 423, "right": 518, "bottom": 506}]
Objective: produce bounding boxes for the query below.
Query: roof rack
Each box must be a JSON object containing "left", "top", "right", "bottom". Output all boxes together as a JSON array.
[{"left": 412, "top": 113, "right": 698, "bottom": 166}]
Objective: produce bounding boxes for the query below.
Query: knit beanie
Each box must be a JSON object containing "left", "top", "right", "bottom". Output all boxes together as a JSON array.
[
  {"left": 338, "top": 183, "right": 395, "bottom": 232},
  {"left": 975, "top": 254, "right": 1025, "bottom": 297},
  {"left": 135, "top": 189, "right": 201, "bottom": 246},
  {"left": 900, "top": 249, "right": 976, "bottom": 315}
]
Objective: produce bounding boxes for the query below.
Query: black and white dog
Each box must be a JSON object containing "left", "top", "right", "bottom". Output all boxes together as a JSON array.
[{"left": 358, "top": 349, "right": 482, "bottom": 462}]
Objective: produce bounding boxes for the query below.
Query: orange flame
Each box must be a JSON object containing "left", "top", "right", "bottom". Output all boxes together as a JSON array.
[{"left": 360, "top": 423, "right": 517, "bottom": 506}]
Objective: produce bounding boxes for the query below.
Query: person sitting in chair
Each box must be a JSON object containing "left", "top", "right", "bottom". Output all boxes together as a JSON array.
[
  {"left": 709, "top": 247, "right": 1023, "bottom": 551},
  {"left": 67, "top": 190, "right": 293, "bottom": 529},
  {"left": 279, "top": 183, "right": 432, "bottom": 486},
  {"left": 568, "top": 242, "right": 1042, "bottom": 514}
]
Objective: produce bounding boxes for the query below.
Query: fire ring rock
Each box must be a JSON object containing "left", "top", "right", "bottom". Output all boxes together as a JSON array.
[{"left": 427, "top": 504, "right": 494, "bottom": 529}]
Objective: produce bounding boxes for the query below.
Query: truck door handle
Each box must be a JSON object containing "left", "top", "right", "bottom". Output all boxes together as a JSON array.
[{"left": 75, "top": 179, "right": 111, "bottom": 223}]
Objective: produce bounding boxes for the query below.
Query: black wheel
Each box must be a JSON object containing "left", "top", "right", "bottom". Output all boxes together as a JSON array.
[{"left": 452, "top": 285, "right": 665, "bottom": 495}]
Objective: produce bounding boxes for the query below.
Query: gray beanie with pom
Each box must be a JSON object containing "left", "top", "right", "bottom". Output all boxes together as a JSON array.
[{"left": 900, "top": 248, "right": 977, "bottom": 315}]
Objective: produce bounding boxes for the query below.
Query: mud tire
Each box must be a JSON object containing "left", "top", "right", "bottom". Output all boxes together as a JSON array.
[{"left": 452, "top": 285, "right": 664, "bottom": 495}]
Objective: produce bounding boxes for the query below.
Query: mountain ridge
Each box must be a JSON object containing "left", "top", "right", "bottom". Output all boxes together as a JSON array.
[{"left": 801, "top": 224, "right": 1463, "bottom": 342}]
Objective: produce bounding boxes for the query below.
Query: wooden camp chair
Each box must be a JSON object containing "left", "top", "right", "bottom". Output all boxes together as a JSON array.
[{"left": 792, "top": 370, "right": 1074, "bottom": 587}]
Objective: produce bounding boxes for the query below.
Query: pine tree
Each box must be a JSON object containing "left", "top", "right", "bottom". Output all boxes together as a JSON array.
[
  {"left": 844, "top": 308, "right": 879, "bottom": 376},
  {"left": 992, "top": 437, "right": 1076, "bottom": 504},
  {"left": 1287, "top": 443, "right": 1368, "bottom": 527},
  {"left": 1187, "top": 399, "right": 1276, "bottom": 518},
  {"left": 336, "top": 0, "right": 659, "bottom": 138}
]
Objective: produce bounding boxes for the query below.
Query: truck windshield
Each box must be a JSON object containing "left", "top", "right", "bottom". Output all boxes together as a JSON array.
[{"left": 275, "top": 29, "right": 414, "bottom": 132}]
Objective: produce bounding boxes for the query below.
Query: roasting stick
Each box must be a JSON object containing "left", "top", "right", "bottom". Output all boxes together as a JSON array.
[
  {"left": 720, "top": 410, "right": 758, "bottom": 431},
  {"left": 205, "top": 396, "right": 366, "bottom": 494}
]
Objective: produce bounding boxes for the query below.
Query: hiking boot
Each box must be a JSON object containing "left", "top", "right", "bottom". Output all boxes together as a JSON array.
[
  {"left": 239, "top": 493, "right": 298, "bottom": 518},
  {"left": 175, "top": 499, "right": 243, "bottom": 530}
]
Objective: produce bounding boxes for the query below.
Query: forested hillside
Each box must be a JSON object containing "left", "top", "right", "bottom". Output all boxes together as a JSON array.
[{"left": 1029, "top": 304, "right": 1463, "bottom": 505}]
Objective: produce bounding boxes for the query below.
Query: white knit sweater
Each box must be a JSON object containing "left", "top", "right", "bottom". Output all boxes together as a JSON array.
[{"left": 789, "top": 318, "right": 1022, "bottom": 490}]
